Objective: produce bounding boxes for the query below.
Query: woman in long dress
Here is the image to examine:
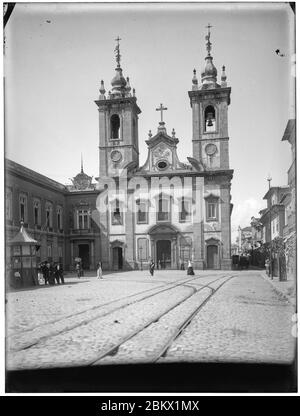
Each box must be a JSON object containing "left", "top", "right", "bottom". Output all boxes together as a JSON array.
[
  {"left": 149, "top": 260, "right": 155, "bottom": 277},
  {"left": 187, "top": 259, "right": 195, "bottom": 275},
  {"left": 97, "top": 261, "right": 103, "bottom": 279}
]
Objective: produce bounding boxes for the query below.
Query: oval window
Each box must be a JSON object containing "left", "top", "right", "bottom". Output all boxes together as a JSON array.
[{"left": 157, "top": 160, "right": 168, "bottom": 170}]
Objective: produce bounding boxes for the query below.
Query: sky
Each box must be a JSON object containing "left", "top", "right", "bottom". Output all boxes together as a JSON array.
[{"left": 4, "top": 2, "right": 295, "bottom": 241}]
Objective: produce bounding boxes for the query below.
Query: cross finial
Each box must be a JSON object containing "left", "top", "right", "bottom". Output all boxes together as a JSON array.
[
  {"left": 206, "top": 23, "right": 212, "bottom": 34},
  {"left": 205, "top": 23, "right": 213, "bottom": 56},
  {"left": 114, "top": 36, "right": 122, "bottom": 67},
  {"left": 267, "top": 174, "right": 272, "bottom": 190},
  {"left": 156, "top": 103, "right": 168, "bottom": 123}
]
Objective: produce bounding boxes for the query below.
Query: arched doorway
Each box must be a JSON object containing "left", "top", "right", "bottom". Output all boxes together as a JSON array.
[
  {"left": 207, "top": 245, "right": 219, "bottom": 269},
  {"left": 112, "top": 246, "right": 123, "bottom": 270},
  {"left": 148, "top": 224, "right": 179, "bottom": 270},
  {"left": 156, "top": 240, "right": 171, "bottom": 269}
]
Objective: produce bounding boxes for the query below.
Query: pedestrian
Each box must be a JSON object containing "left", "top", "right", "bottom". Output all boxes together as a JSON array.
[
  {"left": 97, "top": 261, "right": 103, "bottom": 279},
  {"left": 179, "top": 257, "right": 185, "bottom": 270},
  {"left": 41, "top": 262, "right": 47, "bottom": 285},
  {"left": 187, "top": 259, "right": 195, "bottom": 275},
  {"left": 76, "top": 262, "right": 81, "bottom": 278},
  {"left": 14, "top": 270, "right": 22, "bottom": 288},
  {"left": 54, "top": 263, "right": 61, "bottom": 284},
  {"left": 149, "top": 259, "right": 155, "bottom": 277},
  {"left": 37, "top": 264, "right": 45, "bottom": 285},
  {"left": 80, "top": 263, "right": 84, "bottom": 277},
  {"left": 59, "top": 263, "right": 65, "bottom": 284},
  {"left": 48, "top": 263, "right": 55, "bottom": 285},
  {"left": 265, "top": 258, "right": 270, "bottom": 276}
]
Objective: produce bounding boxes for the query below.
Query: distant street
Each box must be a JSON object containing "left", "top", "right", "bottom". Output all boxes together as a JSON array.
[{"left": 6, "top": 270, "right": 295, "bottom": 370}]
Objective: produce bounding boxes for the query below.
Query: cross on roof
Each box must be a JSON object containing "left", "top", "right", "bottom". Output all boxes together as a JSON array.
[
  {"left": 206, "top": 23, "right": 212, "bottom": 34},
  {"left": 156, "top": 103, "right": 168, "bottom": 123},
  {"left": 114, "top": 36, "right": 121, "bottom": 67}
]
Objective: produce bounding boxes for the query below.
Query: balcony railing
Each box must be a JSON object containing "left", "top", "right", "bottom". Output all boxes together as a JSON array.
[{"left": 70, "top": 228, "right": 94, "bottom": 235}]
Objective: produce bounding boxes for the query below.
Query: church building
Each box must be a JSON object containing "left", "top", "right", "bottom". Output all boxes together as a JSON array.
[
  {"left": 6, "top": 27, "right": 233, "bottom": 271},
  {"left": 94, "top": 27, "right": 233, "bottom": 271}
]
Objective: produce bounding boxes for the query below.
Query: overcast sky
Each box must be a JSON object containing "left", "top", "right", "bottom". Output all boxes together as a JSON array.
[{"left": 4, "top": 2, "right": 295, "bottom": 239}]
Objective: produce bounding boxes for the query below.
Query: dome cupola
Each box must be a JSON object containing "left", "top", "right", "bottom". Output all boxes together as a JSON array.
[{"left": 201, "top": 24, "right": 218, "bottom": 89}]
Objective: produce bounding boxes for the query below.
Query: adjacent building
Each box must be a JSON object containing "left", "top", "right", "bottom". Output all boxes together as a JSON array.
[{"left": 281, "top": 119, "right": 296, "bottom": 280}]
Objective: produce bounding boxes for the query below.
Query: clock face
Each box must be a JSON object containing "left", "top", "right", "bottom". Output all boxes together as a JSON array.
[
  {"left": 205, "top": 143, "right": 217, "bottom": 156},
  {"left": 110, "top": 150, "right": 122, "bottom": 163}
]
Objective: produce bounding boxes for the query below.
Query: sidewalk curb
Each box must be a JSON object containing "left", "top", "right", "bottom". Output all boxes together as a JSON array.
[{"left": 259, "top": 271, "right": 296, "bottom": 307}]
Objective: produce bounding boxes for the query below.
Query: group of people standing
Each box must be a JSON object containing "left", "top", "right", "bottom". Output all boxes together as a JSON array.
[
  {"left": 38, "top": 262, "right": 64, "bottom": 285},
  {"left": 148, "top": 259, "right": 194, "bottom": 277}
]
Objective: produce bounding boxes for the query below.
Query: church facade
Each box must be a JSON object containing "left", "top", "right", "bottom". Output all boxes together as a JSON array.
[
  {"left": 94, "top": 28, "right": 233, "bottom": 271},
  {"left": 6, "top": 28, "right": 233, "bottom": 271}
]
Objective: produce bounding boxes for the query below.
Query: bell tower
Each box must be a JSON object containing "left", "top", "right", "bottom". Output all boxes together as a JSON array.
[
  {"left": 95, "top": 38, "right": 141, "bottom": 177},
  {"left": 188, "top": 25, "right": 231, "bottom": 171}
]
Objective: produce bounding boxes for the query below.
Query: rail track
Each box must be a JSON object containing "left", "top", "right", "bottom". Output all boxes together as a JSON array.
[
  {"left": 7, "top": 273, "right": 223, "bottom": 353},
  {"left": 88, "top": 274, "right": 236, "bottom": 365}
]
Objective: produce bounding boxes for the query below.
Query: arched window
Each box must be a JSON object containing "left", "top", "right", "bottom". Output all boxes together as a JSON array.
[
  {"left": 205, "top": 195, "right": 219, "bottom": 221},
  {"left": 179, "top": 197, "right": 192, "bottom": 222},
  {"left": 204, "top": 105, "right": 216, "bottom": 132},
  {"left": 157, "top": 193, "right": 170, "bottom": 222},
  {"left": 111, "top": 114, "right": 120, "bottom": 139},
  {"left": 112, "top": 199, "right": 123, "bottom": 225},
  {"left": 136, "top": 199, "right": 148, "bottom": 224}
]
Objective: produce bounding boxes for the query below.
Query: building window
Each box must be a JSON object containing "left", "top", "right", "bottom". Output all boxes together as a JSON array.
[
  {"left": 19, "top": 193, "right": 28, "bottom": 223},
  {"left": 111, "top": 114, "right": 120, "bottom": 139},
  {"left": 204, "top": 105, "right": 216, "bottom": 132},
  {"left": 45, "top": 203, "right": 53, "bottom": 228},
  {"left": 136, "top": 200, "right": 148, "bottom": 224},
  {"left": 78, "top": 209, "right": 89, "bottom": 229},
  {"left": 112, "top": 200, "right": 123, "bottom": 225},
  {"left": 57, "top": 206, "right": 63, "bottom": 230},
  {"left": 157, "top": 193, "right": 170, "bottom": 222},
  {"left": 33, "top": 199, "right": 41, "bottom": 226},
  {"left": 137, "top": 238, "right": 149, "bottom": 261},
  {"left": 179, "top": 236, "right": 192, "bottom": 265},
  {"left": 47, "top": 244, "right": 52, "bottom": 259},
  {"left": 6, "top": 188, "right": 13, "bottom": 221},
  {"left": 205, "top": 196, "right": 219, "bottom": 221},
  {"left": 271, "top": 195, "right": 276, "bottom": 206},
  {"left": 58, "top": 246, "right": 63, "bottom": 261},
  {"left": 179, "top": 198, "right": 192, "bottom": 222}
]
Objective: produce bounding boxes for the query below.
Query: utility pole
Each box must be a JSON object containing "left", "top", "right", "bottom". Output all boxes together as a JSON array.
[{"left": 267, "top": 174, "right": 273, "bottom": 279}]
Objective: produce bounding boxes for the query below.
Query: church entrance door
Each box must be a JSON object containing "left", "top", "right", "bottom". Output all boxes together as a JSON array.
[
  {"left": 78, "top": 244, "right": 90, "bottom": 270},
  {"left": 156, "top": 240, "right": 171, "bottom": 269},
  {"left": 207, "top": 245, "right": 219, "bottom": 269},
  {"left": 112, "top": 247, "right": 123, "bottom": 270}
]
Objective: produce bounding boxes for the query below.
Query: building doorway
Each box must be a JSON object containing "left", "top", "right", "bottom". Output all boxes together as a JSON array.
[
  {"left": 207, "top": 245, "right": 219, "bottom": 269},
  {"left": 112, "top": 246, "right": 123, "bottom": 270},
  {"left": 156, "top": 240, "right": 171, "bottom": 269},
  {"left": 78, "top": 244, "right": 90, "bottom": 270}
]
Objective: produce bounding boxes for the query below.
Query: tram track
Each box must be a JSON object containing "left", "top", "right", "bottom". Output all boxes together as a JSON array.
[
  {"left": 7, "top": 273, "right": 220, "bottom": 353},
  {"left": 89, "top": 274, "right": 236, "bottom": 365}
]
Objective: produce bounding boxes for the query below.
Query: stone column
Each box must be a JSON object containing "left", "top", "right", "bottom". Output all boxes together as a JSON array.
[
  {"left": 124, "top": 189, "right": 135, "bottom": 270},
  {"left": 220, "top": 182, "right": 232, "bottom": 270},
  {"left": 90, "top": 240, "right": 95, "bottom": 270},
  {"left": 150, "top": 239, "right": 155, "bottom": 263},
  {"left": 70, "top": 241, "right": 74, "bottom": 270},
  {"left": 192, "top": 176, "right": 205, "bottom": 270}
]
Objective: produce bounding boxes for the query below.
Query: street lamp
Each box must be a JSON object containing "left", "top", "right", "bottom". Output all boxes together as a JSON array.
[{"left": 267, "top": 174, "right": 273, "bottom": 279}]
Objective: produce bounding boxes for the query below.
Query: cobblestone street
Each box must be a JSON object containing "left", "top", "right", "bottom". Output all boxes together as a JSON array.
[{"left": 6, "top": 270, "right": 296, "bottom": 371}]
